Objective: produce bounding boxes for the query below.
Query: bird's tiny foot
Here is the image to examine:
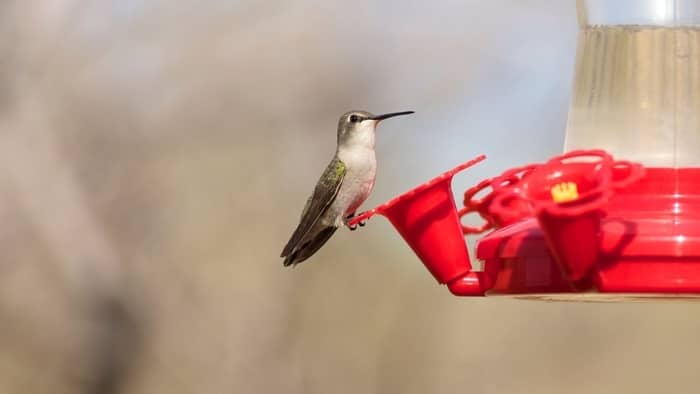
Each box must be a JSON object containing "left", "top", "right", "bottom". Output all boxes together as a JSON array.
[
  {"left": 344, "top": 213, "right": 358, "bottom": 231},
  {"left": 355, "top": 211, "right": 368, "bottom": 227}
]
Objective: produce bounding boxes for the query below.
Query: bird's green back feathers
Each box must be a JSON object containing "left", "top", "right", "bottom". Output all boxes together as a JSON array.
[{"left": 281, "top": 156, "right": 346, "bottom": 261}]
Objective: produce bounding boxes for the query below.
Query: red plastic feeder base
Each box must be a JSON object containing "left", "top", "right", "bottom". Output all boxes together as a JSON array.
[
  {"left": 478, "top": 167, "right": 700, "bottom": 299},
  {"left": 354, "top": 150, "right": 700, "bottom": 301}
]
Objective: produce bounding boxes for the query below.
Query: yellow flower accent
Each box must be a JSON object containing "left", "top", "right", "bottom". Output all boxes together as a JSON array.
[{"left": 551, "top": 182, "right": 579, "bottom": 203}]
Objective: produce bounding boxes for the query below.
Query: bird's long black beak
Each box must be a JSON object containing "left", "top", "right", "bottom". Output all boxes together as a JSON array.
[{"left": 370, "top": 111, "right": 414, "bottom": 121}]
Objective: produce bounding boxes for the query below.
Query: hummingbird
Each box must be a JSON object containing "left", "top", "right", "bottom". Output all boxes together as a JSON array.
[{"left": 281, "top": 110, "right": 414, "bottom": 266}]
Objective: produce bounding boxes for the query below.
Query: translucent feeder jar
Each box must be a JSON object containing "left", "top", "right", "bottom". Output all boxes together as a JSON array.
[{"left": 565, "top": 0, "right": 700, "bottom": 166}]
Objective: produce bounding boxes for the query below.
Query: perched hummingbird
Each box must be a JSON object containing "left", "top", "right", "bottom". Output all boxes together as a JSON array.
[{"left": 281, "top": 110, "right": 414, "bottom": 266}]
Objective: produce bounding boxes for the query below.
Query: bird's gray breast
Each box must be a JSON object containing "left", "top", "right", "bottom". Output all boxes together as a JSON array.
[{"left": 330, "top": 148, "right": 377, "bottom": 224}]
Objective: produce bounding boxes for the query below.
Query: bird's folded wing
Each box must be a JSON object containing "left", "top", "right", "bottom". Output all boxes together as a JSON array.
[{"left": 281, "top": 157, "right": 346, "bottom": 257}]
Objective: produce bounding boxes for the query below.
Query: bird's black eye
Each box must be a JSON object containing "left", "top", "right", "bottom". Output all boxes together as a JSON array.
[{"left": 349, "top": 114, "right": 360, "bottom": 123}]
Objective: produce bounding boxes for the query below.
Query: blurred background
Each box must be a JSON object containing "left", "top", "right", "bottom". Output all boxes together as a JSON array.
[{"left": 1, "top": 1, "right": 700, "bottom": 393}]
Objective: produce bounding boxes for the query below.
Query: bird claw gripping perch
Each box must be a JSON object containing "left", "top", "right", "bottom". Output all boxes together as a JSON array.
[{"left": 345, "top": 212, "right": 367, "bottom": 231}]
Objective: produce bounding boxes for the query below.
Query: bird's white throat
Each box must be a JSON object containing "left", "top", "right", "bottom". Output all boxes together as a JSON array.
[{"left": 341, "top": 120, "right": 377, "bottom": 150}]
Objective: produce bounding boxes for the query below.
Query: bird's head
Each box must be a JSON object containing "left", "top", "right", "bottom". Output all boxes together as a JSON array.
[{"left": 337, "top": 110, "right": 414, "bottom": 149}]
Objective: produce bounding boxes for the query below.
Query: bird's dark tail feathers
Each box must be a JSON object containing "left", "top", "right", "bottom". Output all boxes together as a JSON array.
[{"left": 282, "top": 226, "right": 338, "bottom": 266}]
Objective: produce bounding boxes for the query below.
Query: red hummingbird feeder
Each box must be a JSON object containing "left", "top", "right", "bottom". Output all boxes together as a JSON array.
[{"left": 349, "top": 0, "right": 700, "bottom": 301}]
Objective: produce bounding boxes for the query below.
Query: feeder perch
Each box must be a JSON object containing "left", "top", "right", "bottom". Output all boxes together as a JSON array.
[{"left": 354, "top": 0, "right": 700, "bottom": 301}]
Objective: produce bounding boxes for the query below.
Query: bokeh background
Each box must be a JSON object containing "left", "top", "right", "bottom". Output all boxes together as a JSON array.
[{"left": 1, "top": 1, "right": 699, "bottom": 393}]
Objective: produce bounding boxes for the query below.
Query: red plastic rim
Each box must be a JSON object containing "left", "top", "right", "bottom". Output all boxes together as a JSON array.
[
  {"left": 460, "top": 164, "right": 539, "bottom": 234},
  {"left": 490, "top": 149, "right": 622, "bottom": 218}
]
